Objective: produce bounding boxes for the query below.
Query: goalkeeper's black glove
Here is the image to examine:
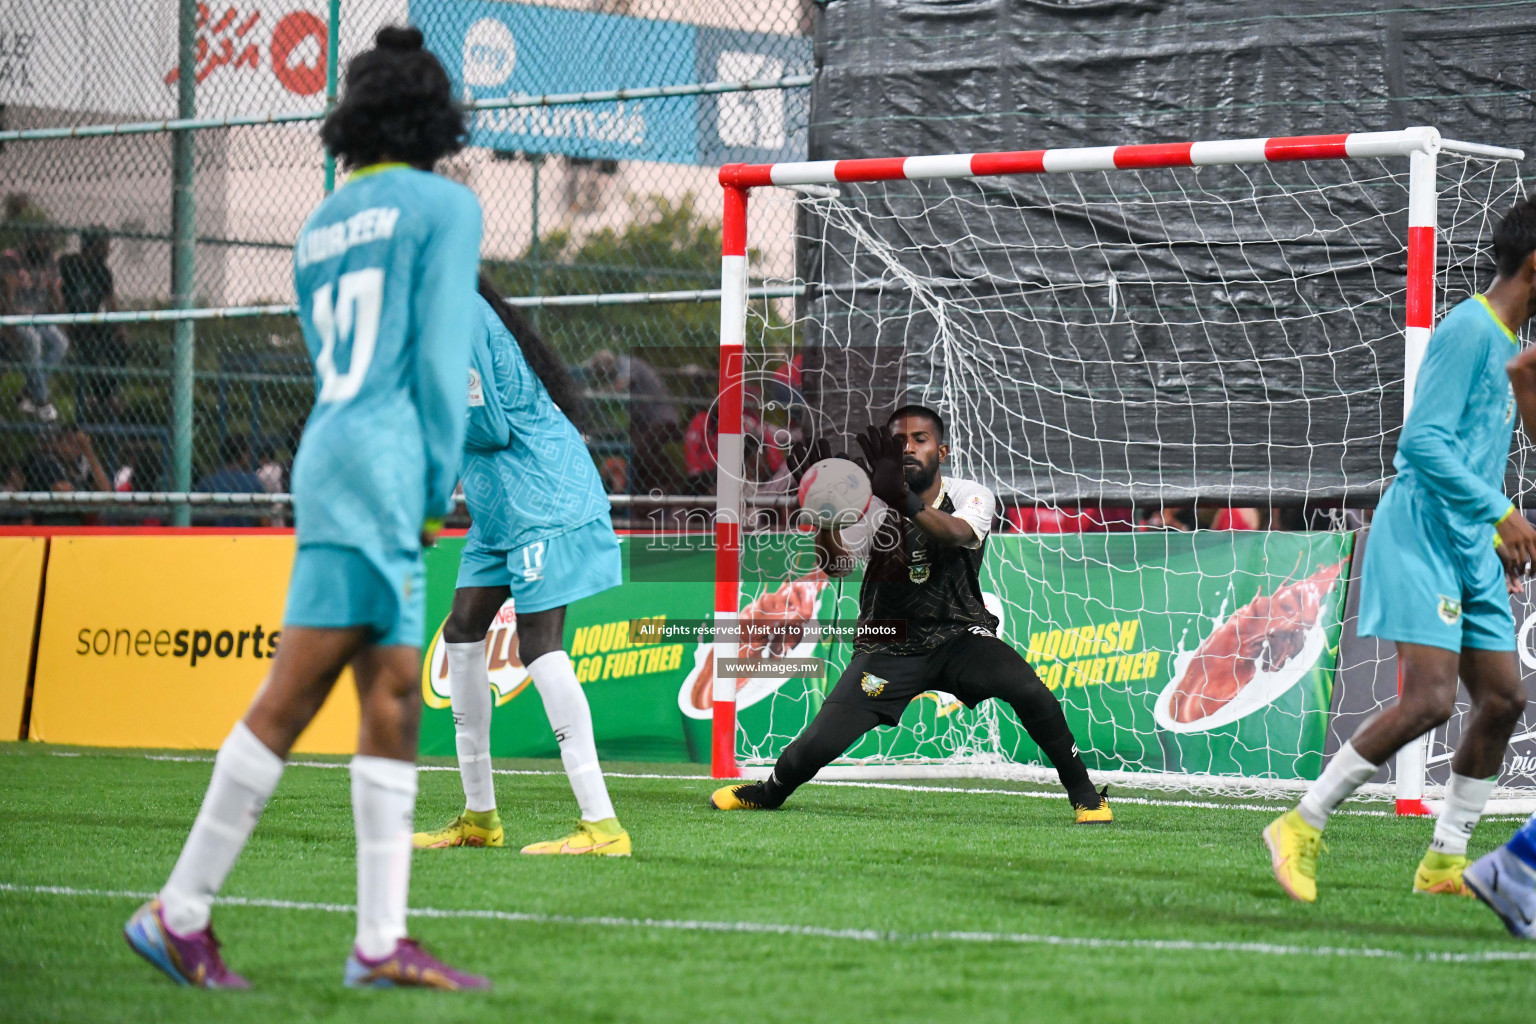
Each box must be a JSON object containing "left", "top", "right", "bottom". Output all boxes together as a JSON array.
[{"left": 857, "top": 424, "right": 919, "bottom": 516}]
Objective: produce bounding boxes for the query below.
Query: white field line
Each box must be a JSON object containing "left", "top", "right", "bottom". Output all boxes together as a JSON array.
[
  {"left": 3, "top": 882, "right": 1534, "bottom": 965},
  {"left": 122, "top": 752, "right": 1531, "bottom": 819}
]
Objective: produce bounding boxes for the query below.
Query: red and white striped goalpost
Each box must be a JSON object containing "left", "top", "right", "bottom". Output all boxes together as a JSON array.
[{"left": 711, "top": 127, "right": 1525, "bottom": 803}]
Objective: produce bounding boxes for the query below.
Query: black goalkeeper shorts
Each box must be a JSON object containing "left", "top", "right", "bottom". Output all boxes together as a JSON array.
[{"left": 824, "top": 630, "right": 1041, "bottom": 727}]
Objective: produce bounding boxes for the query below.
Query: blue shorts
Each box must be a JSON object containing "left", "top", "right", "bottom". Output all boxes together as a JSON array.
[
  {"left": 1357, "top": 491, "right": 1514, "bottom": 652},
  {"left": 284, "top": 544, "right": 425, "bottom": 648},
  {"left": 456, "top": 518, "right": 622, "bottom": 613}
]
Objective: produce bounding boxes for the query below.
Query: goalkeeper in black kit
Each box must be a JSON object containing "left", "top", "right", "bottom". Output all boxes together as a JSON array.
[{"left": 710, "top": 406, "right": 1112, "bottom": 823}]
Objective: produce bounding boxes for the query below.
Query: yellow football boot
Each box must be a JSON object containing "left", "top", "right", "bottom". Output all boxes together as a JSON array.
[
  {"left": 1264, "top": 809, "right": 1324, "bottom": 903},
  {"left": 520, "top": 818, "right": 631, "bottom": 857},
  {"left": 1074, "top": 787, "right": 1113, "bottom": 825},
  {"left": 709, "top": 782, "right": 773, "bottom": 810},
  {"left": 1413, "top": 851, "right": 1474, "bottom": 896},
  {"left": 412, "top": 809, "right": 504, "bottom": 849}
]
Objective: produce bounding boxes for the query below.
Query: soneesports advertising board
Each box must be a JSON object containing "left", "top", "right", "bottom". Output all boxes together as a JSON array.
[
  {"left": 28, "top": 535, "right": 360, "bottom": 752},
  {"left": 416, "top": 531, "right": 1351, "bottom": 778}
]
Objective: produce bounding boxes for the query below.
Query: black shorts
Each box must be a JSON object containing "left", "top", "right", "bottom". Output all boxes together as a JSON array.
[{"left": 825, "top": 630, "right": 1038, "bottom": 727}]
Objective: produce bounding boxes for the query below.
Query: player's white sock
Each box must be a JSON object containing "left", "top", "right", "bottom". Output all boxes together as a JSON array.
[
  {"left": 160, "top": 721, "right": 284, "bottom": 935},
  {"left": 351, "top": 755, "right": 416, "bottom": 959},
  {"left": 446, "top": 640, "right": 496, "bottom": 813},
  {"left": 529, "top": 650, "right": 616, "bottom": 823},
  {"left": 1297, "top": 741, "right": 1377, "bottom": 830},
  {"left": 1430, "top": 772, "right": 1497, "bottom": 856}
]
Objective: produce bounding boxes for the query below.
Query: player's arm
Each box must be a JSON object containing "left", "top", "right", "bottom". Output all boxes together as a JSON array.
[
  {"left": 411, "top": 188, "right": 483, "bottom": 527},
  {"left": 914, "top": 483, "right": 995, "bottom": 549},
  {"left": 1396, "top": 327, "right": 1517, "bottom": 525},
  {"left": 1499, "top": 347, "right": 1536, "bottom": 574},
  {"left": 858, "top": 425, "right": 981, "bottom": 548},
  {"left": 908, "top": 503, "right": 983, "bottom": 547}
]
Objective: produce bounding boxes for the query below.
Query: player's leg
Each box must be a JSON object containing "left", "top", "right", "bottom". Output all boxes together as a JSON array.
[
  {"left": 343, "top": 641, "right": 490, "bottom": 990},
  {"left": 1411, "top": 632, "right": 1525, "bottom": 895},
  {"left": 711, "top": 652, "right": 892, "bottom": 810},
  {"left": 126, "top": 626, "right": 367, "bottom": 988},
  {"left": 1266, "top": 503, "right": 1459, "bottom": 901},
  {"left": 1263, "top": 641, "right": 1460, "bottom": 902},
  {"left": 515, "top": 605, "right": 628, "bottom": 855},
  {"left": 1460, "top": 606, "right": 1534, "bottom": 927},
  {"left": 511, "top": 524, "right": 629, "bottom": 855},
  {"left": 413, "top": 581, "right": 509, "bottom": 849},
  {"left": 712, "top": 701, "right": 884, "bottom": 810},
  {"left": 940, "top": 634, "right": 1108, "bottom": 821}
]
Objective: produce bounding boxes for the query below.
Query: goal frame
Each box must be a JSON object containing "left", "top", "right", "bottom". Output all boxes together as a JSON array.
[{"left": 711, "top": 126, "right": 1525, "bottom": 812}]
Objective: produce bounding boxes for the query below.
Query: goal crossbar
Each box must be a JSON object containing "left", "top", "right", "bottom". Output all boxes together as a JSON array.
[
  {"left": 710, "top": 126, "right": 1524, "bottom": 809},
  {"left": 719, "top": 127, "right": 1522, "bottom": 188}
]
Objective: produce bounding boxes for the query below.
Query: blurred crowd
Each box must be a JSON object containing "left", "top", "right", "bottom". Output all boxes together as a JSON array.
[{"left": 0, "top": 191, "right": 1421, "bottom": 536}]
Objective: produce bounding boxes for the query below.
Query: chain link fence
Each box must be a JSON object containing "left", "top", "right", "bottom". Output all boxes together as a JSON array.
[{"left": 0, "top": 0, "right": 814, "bottom": 524}]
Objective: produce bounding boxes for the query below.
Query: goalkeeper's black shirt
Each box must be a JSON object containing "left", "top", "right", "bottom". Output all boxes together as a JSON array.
[{"left": 846, "top": 477, "right": 999, "bottom": 655}]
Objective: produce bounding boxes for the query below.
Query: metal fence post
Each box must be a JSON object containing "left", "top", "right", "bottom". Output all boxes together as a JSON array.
[
  {"left": 170, "top": 0, "right": 198, "bottom": 526},
  {"left": 323, "top": 0, "right": 340, "bottom": 195}
]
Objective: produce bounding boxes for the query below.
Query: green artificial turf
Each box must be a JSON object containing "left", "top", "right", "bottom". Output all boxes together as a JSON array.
[{"left": 2, "top": 742, "right": 1534, "bottom": 1023}]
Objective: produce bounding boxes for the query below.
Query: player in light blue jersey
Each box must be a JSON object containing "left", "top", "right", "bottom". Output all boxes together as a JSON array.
[
  {"left": 1266, "top": 197, "right": 1536, "bottom": 905},
  {"left": 413, "top": 278, "right": 628, "bottom": 856},
  {"left": 124, "top": 27, "right": 490, "bottom": 991}
]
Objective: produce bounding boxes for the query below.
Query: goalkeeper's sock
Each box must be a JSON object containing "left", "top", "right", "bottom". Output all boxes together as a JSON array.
[
  {"left": 351, "top": 754, "right": 416, "bottom": 960},
  {"left": 1297, "top": 741, "right": 1377, "bottom": 830},
  {"left": 1012, "top": 704, "right": 1098, "bottom": 808},
  {"left": 1429, "top": 772, "right": 1497, "bottom": 856},
  {"left": 764, "top": 701, "right": 884, "bottom": 806},
  {"left": 160, "top": 721, "right": 284, "bottom": 935},
  {"left": 529, "top": 651, "right": 616, "bottom": 823},
  {"left": 446, "top": 640, "right": 496, "bottom": 813}
]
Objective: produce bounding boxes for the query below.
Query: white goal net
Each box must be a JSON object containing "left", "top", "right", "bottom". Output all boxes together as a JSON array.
[{"left": 713, "top": 129, "right": 1536, "bottom": 803}]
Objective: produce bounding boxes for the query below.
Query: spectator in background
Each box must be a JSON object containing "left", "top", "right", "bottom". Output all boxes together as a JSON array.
[
  {"left": 23, "top": 425, "right": 111, "bottom": 494},
  {"left": 0, "top": 461, "right": 28, "bottom": 524},
  {"left": 1137, "top": 506, "right": 1196, "bottom": 531},
  {"left": 0, "top": 193, "right": 49, "bottom": 253},
  {"left": 683, "top": 406, "right": 718, "bottom": 496},
  {"left": 586, "top": 349, "right": 680, "bottom": 497},
  {"left": 257, "top": 446, "right": 288, "bottom": 527},
  {"left": 195, "top": 435, "right": 264, "bottom": 527},
  {"left": 3, "top": 229, "right": 68, "bottom": 422},
  {"left": 60, "top": 229, "right": 127, "bottom": 421},
  {"left": 742, "top": 432, "right": 794, "bottom": 528},
  {"left": 256, "top": 445, "right": 286, "bottom": 496}
]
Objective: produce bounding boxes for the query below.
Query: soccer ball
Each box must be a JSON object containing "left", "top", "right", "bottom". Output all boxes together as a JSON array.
[{"left": 797, "top": 457, "right": 872, "bottom": 528}]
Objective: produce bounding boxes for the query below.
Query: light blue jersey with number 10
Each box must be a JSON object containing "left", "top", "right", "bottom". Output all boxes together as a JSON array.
[{"left": 291, "top": 165, "right": 483, "bottom": 560}]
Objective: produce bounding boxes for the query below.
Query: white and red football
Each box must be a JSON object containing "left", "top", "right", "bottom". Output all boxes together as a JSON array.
[{"left": 796, "top": 457, "right": 872, "bottom": 528}]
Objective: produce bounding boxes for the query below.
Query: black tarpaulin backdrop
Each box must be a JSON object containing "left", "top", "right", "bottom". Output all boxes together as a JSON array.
[{"left": 798, "top": 0, "right": 1536, "bottom": 505}]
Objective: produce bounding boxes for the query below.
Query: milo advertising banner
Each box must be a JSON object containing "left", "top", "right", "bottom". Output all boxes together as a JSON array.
[
  {"left": 418, "top": 530, "right": 1353, "bottom": 779},
  {"left": 996, "top": 531, "right": 1352, "bottom": 778},
  {"left": 418, "top": 536, "right": 713, "bottom": 762}
]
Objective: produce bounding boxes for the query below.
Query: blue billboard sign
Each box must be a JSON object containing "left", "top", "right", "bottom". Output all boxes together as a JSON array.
[{"left": 411, "top": 0, "right": 811, "bottom": 165}]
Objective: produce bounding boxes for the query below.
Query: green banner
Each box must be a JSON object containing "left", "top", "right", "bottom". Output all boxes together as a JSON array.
[{"left": 419, "top": 530, "right": 1353, "bottom": 780}]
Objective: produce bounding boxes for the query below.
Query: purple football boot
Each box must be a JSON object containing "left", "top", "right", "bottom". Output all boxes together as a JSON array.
[
  {"left": 343, "top": 937, "right": 491, "bottom": 990},
  {"left": 124, "top": 899, "right": 250, "bottom": 989}
]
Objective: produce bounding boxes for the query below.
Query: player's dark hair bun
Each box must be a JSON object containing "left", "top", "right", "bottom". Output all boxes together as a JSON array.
[
  {"left": 321, "top": 24, "right": 466, "bottom": 170},
  {"left": 374, "top": 25, "right": 424, "bottom": 52}
]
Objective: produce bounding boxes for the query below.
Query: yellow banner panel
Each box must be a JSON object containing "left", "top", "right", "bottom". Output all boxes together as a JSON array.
[
  {"left": 30, "top": 536, "right": 359, "bottom": 753},
  {"left": 0, "top": 537, "right": 47, "bottom": 740}
]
